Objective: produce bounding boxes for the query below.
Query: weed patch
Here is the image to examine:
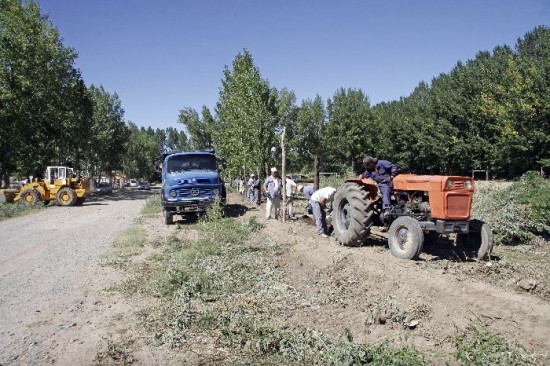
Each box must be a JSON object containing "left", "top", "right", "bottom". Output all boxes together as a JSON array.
[
  {"left": 140, "top": 194, "right": 161, "bottom": 218},
  {"left": 0, "top": 201, "right": 44, "bottom": 221},
  {"left": 473, "top": 173, "right": 550, "bottom": 244},
  {"left": 454, "top": 322, "right": 538, "bottom": 365},
  {"left": 103, "top": 227, "right": 148, "bottom": 269}
]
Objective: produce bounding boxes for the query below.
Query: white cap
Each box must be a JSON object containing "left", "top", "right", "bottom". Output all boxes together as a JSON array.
[
  {"left": 250, "top": 173, "right": 254, "bottom": 177},
  {"left": 270, "top": 167, "right": 278, "bottom": 172}
]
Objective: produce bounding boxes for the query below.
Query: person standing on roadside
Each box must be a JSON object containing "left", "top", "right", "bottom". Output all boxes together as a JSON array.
[
  {"left": 252, "top": 174, "right": 261, "bottom": 206},
  {"left": 247, "top": 174, "right": 255, "bottom": 202},
  {"left": 285, "top": 174, "right": 297, "bottom": 219},
  {"left": 264, "top": 167, "right": 282, "bottom": 219},
  {"left": 238, "top": 176, "right": 246, "bottom": 201},
  {"left": 310, "top": 186, "right": 336, "bottom": 237}
]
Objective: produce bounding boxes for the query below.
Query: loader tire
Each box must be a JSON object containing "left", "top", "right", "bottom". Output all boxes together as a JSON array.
[
  {"left": 331, "top": 183, "right": 374, "bottom": 247},
  {"left": 57, "top": 188, "right": 77, "bottom": 206},
  {"left": 20, "top": 189, "right": 41, "bottom": 206},
  {"left": 388, "top": 216, "right": 424, "bottom": 260},
  {"left": 456, "top": 219, "right": 494, "bottom": 260}
]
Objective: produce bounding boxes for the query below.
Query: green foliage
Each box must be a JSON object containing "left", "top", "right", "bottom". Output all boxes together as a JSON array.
[
  {"left": 140, "top": 193, "right": 161, "bottom": 218},
  {"left": 0, "top": 201, "right": 44, "bottom": 221},
  {"left": 214, "top": 49, "right": 278, "bottom": 177},
  {"left": 177, "top": 106, "right": 215, "bottom": 150},
  {"left": 473, "top": 173, "right": 550, "bottom": 244},
  {"left": 0, "top": 0, "right": 92, "bottom": 178},
  {"left": 454, "top": 323, "right": 538, "bottom": 365},
  {"left": 325, "top": 88, "right": 374, "bottom": 173}
]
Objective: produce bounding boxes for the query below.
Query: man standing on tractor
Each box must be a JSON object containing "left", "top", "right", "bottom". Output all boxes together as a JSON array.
[{"left": 362, "top": 156, "right": 398, "bottom": 217}]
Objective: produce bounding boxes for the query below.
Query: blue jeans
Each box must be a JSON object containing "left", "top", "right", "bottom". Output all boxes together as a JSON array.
[
  {"left": 379, "top": 183, "right": 393, "bottom": 210},
  {"left": 310, "top": 200, "right": 326, "bottom": 234}
]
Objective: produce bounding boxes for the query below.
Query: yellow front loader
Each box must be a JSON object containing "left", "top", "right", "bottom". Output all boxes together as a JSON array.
[{"left": 14, "top": 166, "right": 89, "bottom": 206}]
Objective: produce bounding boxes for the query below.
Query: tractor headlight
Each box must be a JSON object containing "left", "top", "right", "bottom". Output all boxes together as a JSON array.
[
  {"left": 465, "top": 180, "right": 472, "bottom": 189},
  {"left": 446, "top": 180, "right": 453, "bottom": 190},
  {"left": 169, "top": 189, "right": 177, "bottom": 198}
]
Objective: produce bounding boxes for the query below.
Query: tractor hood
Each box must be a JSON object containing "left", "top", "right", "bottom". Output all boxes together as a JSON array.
[{"left": 165, "top": 171, "right": 220, "bottom": 186}]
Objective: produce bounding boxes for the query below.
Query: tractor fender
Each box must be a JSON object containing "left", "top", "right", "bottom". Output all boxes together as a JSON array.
[{"left": 345, "top": 176, "right": 379, "bottom": 204}]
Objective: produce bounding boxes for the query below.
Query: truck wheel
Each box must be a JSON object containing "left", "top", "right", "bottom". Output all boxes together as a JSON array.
[
  {"left": 163, "top": 209, "right": 174, "bottom": 225},
  {"left": 388, "top": 216, "right": 424, "bottom": 260},
  {"left": 457, "top": 220, "right": 494, "bottom": 260},
  {"left": 331, "top": 183, "right": 374, "bottom": 247},
  {"left": 56, "top": 188, "right": 77, "bottom": 206},
  {"left": 20, "top": 189, "right": 41, "bottom": 206}
]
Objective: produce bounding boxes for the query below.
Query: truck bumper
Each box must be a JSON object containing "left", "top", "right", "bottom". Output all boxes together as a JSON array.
[{"left": 163, "top": 198, "right": 219, "bottom": 214}]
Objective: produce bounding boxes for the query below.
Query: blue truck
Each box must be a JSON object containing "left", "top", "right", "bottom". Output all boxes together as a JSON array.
[{"left": 161, "top": 150, "right": 226, "bottom": 224}]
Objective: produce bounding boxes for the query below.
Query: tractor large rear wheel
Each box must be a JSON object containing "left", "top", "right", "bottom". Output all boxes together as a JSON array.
[
  {"left": 331, "top": 183, "right": 374, "bottom": 247},
  {"left": 56, "top": 188, "right": 77, "bottom": 206},
  {"left": 20, "top": 189, "right": 41, "bottom": 206},
  {"left": 388, "top": 216, "right": 424, "bottom": 260}
]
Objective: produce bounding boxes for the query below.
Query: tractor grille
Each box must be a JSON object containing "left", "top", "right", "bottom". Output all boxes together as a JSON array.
[
  {"left": 451, "top": 181, "right": 465, "bottom": 189},
  {"left": 178, "top": 187, "right": 212, "bottom": 197},
  {"left": 446, "top": 194, "right": 470, "bottom": 219}
]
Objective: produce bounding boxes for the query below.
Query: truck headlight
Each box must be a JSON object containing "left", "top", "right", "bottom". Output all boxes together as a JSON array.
[
  {"left": 213, "top": 188, "right": 219, "bottom": 196},
  {"left": 446, "top": 180, "right": 453, "bottom": 190},
  {"left": 465, "top": 180, "right": 472, "bottom": 189},
  {"left": 169, "top": 189, "right": 177, "bottom": 198}
]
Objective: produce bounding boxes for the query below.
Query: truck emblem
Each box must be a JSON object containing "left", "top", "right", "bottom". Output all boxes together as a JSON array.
[{"left": 191, "top": 188, "right": 200, "bottom": 196}]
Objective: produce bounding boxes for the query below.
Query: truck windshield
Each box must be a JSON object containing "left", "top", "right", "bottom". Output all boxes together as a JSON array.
[{"left": 166, "top": 154, "right": 217, "bottom": 173}]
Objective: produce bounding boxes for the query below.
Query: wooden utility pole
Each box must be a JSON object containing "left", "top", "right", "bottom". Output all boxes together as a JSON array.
[{"left": 281, "top": 126, "right": 287, "bottom": 223}]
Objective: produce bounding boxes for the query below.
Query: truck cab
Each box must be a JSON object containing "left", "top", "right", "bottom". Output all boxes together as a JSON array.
[{"left": 161, "top": 150, "right": 226, "bottom": 224}]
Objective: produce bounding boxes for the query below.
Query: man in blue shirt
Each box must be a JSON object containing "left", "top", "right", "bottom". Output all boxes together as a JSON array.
[
  {"left": 298, "top": 185, "right": 315, "bottom": 214},
  {"left": 362, "top": 156, "right": 398, "bottom": 216}
]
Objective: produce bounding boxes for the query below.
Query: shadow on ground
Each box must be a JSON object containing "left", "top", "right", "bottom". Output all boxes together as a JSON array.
[{"left": 84, "top": 188, "right": 158, "bottom": 204}]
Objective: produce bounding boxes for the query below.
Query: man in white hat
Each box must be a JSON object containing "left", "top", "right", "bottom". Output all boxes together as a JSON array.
[{"left": 264, "top": 167, "right": 282, "bottom": 219}]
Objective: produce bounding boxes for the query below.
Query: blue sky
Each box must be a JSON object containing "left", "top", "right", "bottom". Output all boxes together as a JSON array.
[{"left": 39, "top": 0, "right": 549, "bottom": 130}]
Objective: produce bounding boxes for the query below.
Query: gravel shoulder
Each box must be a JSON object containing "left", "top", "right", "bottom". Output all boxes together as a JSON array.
[{"left": 0, "top": 189, "right": 154, "bottom": 365}]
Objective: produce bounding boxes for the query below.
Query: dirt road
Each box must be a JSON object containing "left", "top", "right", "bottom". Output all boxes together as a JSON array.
[{"left": 0, "top": 190, "right": 154, "bottom": 365}]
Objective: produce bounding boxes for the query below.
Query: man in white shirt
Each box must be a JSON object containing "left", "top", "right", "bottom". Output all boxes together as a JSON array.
[
  {"left": 264, "top": 167, "right": 282, "bottom": 219},
  {"left": 285, "top": 174, "right": 297, "bottom": 219},
  {"left": 310, "top": 186, "right": 336, "bottom": 237}
]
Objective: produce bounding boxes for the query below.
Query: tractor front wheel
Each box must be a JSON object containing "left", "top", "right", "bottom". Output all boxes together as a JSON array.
[
  {"left": 388, "top": 216, "right": 424, "bottom": 260},
  {"left": 456, "top": 219, "right": 494, "bottom": 260},
  {"left": 56, "top": 188, "right": 77, "bottom": 206},
  {"left": 20, "top": 189, "right": 41, "bottom": 206},
  {"left": 331, "top": 183, "right": 374, "bottom": 247}
]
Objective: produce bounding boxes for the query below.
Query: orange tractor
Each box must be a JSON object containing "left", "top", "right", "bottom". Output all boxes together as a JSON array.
[
  {"left": 12, "top": 166, "right": 89, "bottom": 206},
  {"left": 331, "top": 174, "right": 493, "bottom": 260}
]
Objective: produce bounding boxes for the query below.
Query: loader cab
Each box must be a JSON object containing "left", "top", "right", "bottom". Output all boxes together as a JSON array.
[{"left": 47, "top": 166, "right": 68, "bottom": 187}]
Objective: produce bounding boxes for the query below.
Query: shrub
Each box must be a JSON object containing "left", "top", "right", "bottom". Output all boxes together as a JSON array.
[{"left": 473, "top": 172, "right": 550, "bottom": 244}]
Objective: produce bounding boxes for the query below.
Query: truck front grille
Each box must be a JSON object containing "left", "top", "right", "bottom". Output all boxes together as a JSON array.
[{"left": 178, "top": 187, "right": 212, "bottom": 197}]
